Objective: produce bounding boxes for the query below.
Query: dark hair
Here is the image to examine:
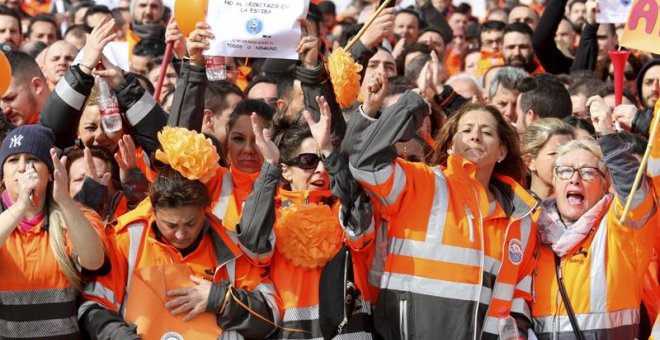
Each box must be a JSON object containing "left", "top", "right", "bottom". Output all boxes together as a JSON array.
[
  {"left": 227, "top": 99, "right": 275, "bottom": 135},
  {"left": 245, "top": 75, "right": 277, "bottom": 98},
  {"left": 432, "top": 103, "right": 525, "bottom": 183},
  {"left": 317, "top": 1, "right": 336, "bottom": 15},
  {"left": 567, "top": 75, "right": 605, "bottom": 97},
  {"left": 395, "top": 42, "right": 431, "bottom": 75},
  {"left": 419, "top": 27, "right": 447, "bottom": 44},
  {"left": 149, "top": 166, "right": 211, "bottom": 210},
  {"left": 562, "top": 116, "right": 596, "bottom": 135},
  {"left": 404, "top": 53, "right": 431, "bottom": 84},
  {"left": 19, "top": 40, "right": 48, "bottom": 59},
  {"left": 569, "top": 0, "right": 586, "bottom": 11},
  {"left": 504, "top": 22, "right": 533, "bottom": 38},
  {"left": 111, "top": 7, "right": 129, "bottom": 28},
  {"left": 518, "top": 73, "right": 572, "bottom": 119},
  {"left": 206, "top": 81, "right": 244, "bottom": 115},
  {"left": 83, "top": 5, "right": 112, "bottom": 28},
  {"left": 5, "top": 50, "right": 45, "bottom": 81},
  {"left": 71, "top": 1, "right": 94, "bottom": 23},
  {"left": 64, "top": 145, "right": 120, "bottom": 190},
  {"left": 395, "top": 9, "right": 422, "bottom": 27},
  {"left": 617, "top": 131, "right": 648, "bottom": 157},
  {"left": 481, "top": 20, "right": 506, "bottom": 34},
  {"left": 64, "top": 24, "right": 91, "bottom": 39},
  {"left": 133, "top": 37, "right": 166, "bottom": 58},
  {"left": 204, "top": 132, "right": 228, "bottom": 167},
  {"left": 27, "top": 14, "right": 59, "bottom": 39},
  {"left": 596, "top": 83, "right": 636, "bottom": 104},
  {"left": 275, "top": 72, "right": 295, "bottom": 104},
  {"left": 275, "top": 123, "right": 313, "bottom": 163}
]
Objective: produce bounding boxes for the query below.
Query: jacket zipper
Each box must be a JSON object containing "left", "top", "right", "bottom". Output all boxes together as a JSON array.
[
  {"left": 337, "top": 248, "right": 350, "bottom": 334},
  {"left": 399, "top": 298, "right": 409, "bottom": 340},
  {"left": 465, "top": 204, "right": 475, "bottom": 243}
]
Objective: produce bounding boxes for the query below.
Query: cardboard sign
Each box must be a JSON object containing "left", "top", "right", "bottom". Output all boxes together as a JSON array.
[
  {"left": 620, "top": 0, "right": 660, "bottom": 54},
  {"left": 205, "top": 0, "right": 309, "bottom": 60}
]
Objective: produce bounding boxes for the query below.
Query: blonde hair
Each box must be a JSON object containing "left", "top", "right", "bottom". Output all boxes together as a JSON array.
[
  {"left": 554, "top": 137, "right": 611, "bottom": 185},
  {"left": 522, "top": 118, "right": 575, "bottom": 157},
  {"left": 47, "top": 199, "right": 84, "bottom": 291}
]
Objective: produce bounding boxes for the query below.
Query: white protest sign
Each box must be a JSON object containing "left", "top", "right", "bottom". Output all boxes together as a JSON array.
[
  {"left": 73, "top": 42, "right": 130, "bottom": 72},
  {"left": 205, "top": 0, "right": 309, "bottom": 60},
  {"left": 596, "top": 0, "right": 633, "bottom": 24}
]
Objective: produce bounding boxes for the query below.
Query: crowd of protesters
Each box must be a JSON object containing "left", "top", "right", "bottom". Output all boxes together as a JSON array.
[{"left": 0, "top": 0, "right": 659, "bottom": 339}]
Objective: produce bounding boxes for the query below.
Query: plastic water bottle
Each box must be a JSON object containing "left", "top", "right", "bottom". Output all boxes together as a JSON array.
[
  {"left": 497, "top": 308, "right": 522, "bottom": 340},
  {"left": 205, "top": 56, "right": 227, "bottom": 81},
  {"left": 94, "top": 64, "right": 122, "bottom": 133}
]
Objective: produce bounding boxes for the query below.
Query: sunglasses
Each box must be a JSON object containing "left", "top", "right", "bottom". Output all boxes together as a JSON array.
[{"left": 284, "top": 153, "right": 321, "bottom": 170}]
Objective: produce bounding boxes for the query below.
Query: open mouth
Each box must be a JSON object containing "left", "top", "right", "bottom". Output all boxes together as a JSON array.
[
  {"left": 310, "top": 179, "right": 326, "bottom": 187},
  {"left": 566, "top": 191, "right": 585, "bottom": 205}
]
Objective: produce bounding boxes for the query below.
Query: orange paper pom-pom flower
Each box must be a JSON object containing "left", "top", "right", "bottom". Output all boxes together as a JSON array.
[
  {"left": 327, "top": 47, "right": 362, "bottom": 108},
  {"left": 155, "top": 126, "right": 220, "bottom": 183},
  {"left": 274, "top": 203, "right": 343, "bottom": 269}
]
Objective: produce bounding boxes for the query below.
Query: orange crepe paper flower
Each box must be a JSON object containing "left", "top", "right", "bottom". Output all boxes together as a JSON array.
[
  {"left": 274, "top": 203, "right": 343, "bottom": 269},
  {"left": 327, "top": 47, "right": 362, "bottom": 108},
  {"left": 155, "top": 126, "right": 220, "bottom": 183}
]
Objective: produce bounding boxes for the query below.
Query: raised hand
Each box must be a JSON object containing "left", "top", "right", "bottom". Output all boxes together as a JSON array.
[
  {"left": 14, "top": 162, "right": 40, "bottom": 214},
  {"left": 51, "top": 148, "right": 72, "bottom": 204},
  {"left": 165, "top": 17, "right": 187, "bottom": 59},
  {"left": 612, "top": 104, "right": 638, "bottom": 131},
  {"left": 297, "top": 19, "right": 319, "bottom": 70},
  {"left": 363, "top": 71, "right": 388, "bottom": 117},
  {"left": 587, "top": 95, "right": 614, "bottom": 134},
  {"left": 84, "top": 147, "right": 112, "bottom": 187},
  {"left": 80, "top": 17, "right": 117, "bottom": 75},
  {"left": 360, "top": 8, "right": 395, "bottom": 49},
  {"left": 251, "top": 113, "right": 279, "bottom": 166},
  {"left": 92, "top": 54, "right": 125, "bottom": 89},
  {"left": 114, "top": 134, "right": 139, "bottom": 183},
  {"left": 186, "top": 22, "right": 214, "bottom": 66},
  {"left": 303, "top": 96, "right": 333, "bottom": 156}
]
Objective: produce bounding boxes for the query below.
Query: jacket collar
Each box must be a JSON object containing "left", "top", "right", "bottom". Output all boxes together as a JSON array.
[{"left": 277, "top": 188, "right": 335, "bottom": 208}]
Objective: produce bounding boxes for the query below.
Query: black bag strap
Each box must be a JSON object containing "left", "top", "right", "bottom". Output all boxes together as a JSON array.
[{"left": 554, "top": 254, "right": 586, "bottom": 340}]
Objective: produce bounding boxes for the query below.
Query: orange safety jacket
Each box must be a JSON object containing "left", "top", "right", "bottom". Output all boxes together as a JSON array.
[
  {"left": 207, "top": 166, "right": 259, "bottom": 233},
  {"left": 269, "top": 189, "right": 375, "bottom": 339},
  {"left": 531, "top": 133, "right": 659, "bottom": 339},
  {"left": 645, "top": 112, "right": 660, "bottom": 330},
  {"left": 352, "top": 156, "right": 538, "bottom": 339},
  {"left": 0, "top": 207, "right": 104, "bottom": 340},
  {"left": 79, "top": 199, "right": 280, "bottom": 339}
]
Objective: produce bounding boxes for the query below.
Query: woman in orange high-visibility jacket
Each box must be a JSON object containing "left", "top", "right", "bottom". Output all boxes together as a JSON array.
[
  {"left": 236, "top": 96, "right": 377, "bottom": 339},
  {"left": 0, "top": 125, "right": 106, "bottom": 340},
  {"left": 78, "top": 127, "right": 280, "bottom": 340},
  {"left": 348, "top": 92, "right": 539, "bottom": 340},
  {"left": 530, "top": 96, "right": 659, "bottom": 339}
]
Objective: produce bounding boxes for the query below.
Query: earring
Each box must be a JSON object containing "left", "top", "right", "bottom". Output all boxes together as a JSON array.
[{"left": 447, "top": 149, "right": 453, "bottom": 155}]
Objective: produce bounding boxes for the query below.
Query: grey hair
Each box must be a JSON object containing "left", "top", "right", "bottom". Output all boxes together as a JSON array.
[
  {"left": 488, "top": 66, "right": 528, "bottom": 99},
  {"left": 447, "top": 73, "right": 483, "bottom": 96},
  {"left": 554, "top": 137, "right": 611, "bottom": 186}
]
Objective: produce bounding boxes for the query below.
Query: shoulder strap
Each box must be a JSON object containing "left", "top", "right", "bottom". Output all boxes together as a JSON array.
[{"left": 554, "top": 254, "right": 586, "bottom": 340}]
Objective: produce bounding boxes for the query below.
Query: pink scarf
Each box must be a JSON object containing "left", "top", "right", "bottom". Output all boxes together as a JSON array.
[
  {"left": 537, "top": 193, "right": 613, "bottom": 257},
  {"left": 2, "top": 191, "right": 45, "bottom": 233}
]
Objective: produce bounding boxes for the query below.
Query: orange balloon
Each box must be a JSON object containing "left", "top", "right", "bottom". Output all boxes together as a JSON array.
[
  {"left": 0, "top": 52, "right": 11, "bottom": 97},
  {"left": 175, "top": 0, "right": 208, "bottom": 37}
]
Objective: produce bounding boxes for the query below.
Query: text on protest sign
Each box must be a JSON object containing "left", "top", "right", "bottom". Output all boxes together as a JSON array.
[
  {"left": 620, "top": 0, "right": 660, "bottom": 54},
  {"left": 205, "top": 0, "right": 309, "bottom": 60}
]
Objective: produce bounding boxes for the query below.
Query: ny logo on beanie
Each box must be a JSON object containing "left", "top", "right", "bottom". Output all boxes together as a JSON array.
[{"left": 9, "top": 134, "right": 23, "bottom": 149}]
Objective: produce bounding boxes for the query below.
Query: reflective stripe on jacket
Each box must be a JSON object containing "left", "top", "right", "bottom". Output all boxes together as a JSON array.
[{"left": 351, "top": 156, "right": 538, "bottom": 339}]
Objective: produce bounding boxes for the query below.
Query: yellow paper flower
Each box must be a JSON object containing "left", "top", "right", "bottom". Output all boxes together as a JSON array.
[
  {"left": 274, "top": 203, "right": 342, "bottom": 269},
  {"left": 155, "top": 126, "right": 220, "bottom": 183},
  {"left": 327, "top": 47, "right": 363, "bottom": 108}
]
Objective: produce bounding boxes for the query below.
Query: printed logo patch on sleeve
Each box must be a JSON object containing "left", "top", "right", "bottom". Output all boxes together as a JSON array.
[{"left": 508, "top": 239, "right": 523, "bottom": 265}]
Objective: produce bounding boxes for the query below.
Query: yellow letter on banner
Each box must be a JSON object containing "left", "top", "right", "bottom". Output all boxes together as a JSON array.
[{"left": 620, "top": 0, "right": 660, "bottom": 54}]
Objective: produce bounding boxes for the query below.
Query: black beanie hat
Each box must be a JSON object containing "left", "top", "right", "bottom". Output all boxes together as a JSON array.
[{"left": 0, "top": 125, "right": 55, "bottom": 178}]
